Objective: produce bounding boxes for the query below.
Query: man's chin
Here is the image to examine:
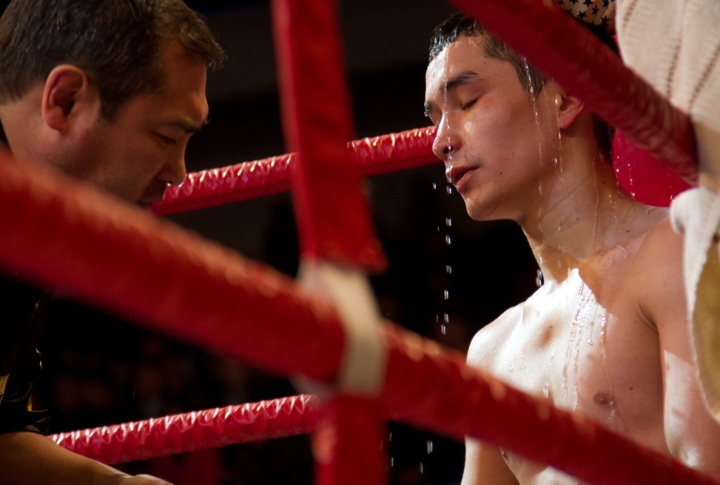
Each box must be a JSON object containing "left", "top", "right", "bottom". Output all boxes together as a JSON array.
[{"left": 465, "top": 198, "right": 502, "bottom": 222}]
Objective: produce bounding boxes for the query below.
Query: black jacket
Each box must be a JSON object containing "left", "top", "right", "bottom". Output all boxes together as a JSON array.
[{"left": 0, "top": 274, "right": 51, "bottom": 434}]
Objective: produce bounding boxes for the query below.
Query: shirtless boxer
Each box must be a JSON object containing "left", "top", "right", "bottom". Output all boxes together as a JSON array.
[
  {"left": 0, "top": 1, "right": 224, "bottom": 483},
  {"left": 423, "top": 12, "right": 720, "bottom": 484}
]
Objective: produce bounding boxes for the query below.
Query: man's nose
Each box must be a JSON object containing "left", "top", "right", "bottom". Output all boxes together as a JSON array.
[
  {"left": 159, "top": 150, "right": 187, "bottom": 187},
  {"left": 431, "top": 117, "right": 460, "bottom": 161}
]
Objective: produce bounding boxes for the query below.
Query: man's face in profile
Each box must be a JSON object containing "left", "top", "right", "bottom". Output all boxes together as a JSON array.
[
  {"left": 424, "top": 35, "right": 560, "bottom": 222},
  {"left": 78, "top": 43, "right": 209, "bottom": 206}
]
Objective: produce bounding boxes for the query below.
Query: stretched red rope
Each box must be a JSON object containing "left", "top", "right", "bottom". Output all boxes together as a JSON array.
[
  {"left": 449, "top": 0, "right": 698, "bottom": 183},
  {"left": 153, "top": 128, "right": 437, "bottom": 217},
  {"left": 0, "top": 155, "right": 717, "bottom": 484},
  {"left": 50, "top": 395, "right": 319, "bottom": 465}
]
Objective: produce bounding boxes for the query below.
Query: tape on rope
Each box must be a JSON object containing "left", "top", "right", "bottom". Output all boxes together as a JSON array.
[{"left": 298, "top": 260, "right": 387, "bottom": 398}]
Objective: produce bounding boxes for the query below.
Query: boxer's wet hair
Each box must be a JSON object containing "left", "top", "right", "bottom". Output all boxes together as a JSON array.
[
  {"left": 0, "top": 0, "right": 225, "bottom": 120},
  {"left": 429, "top": 11, "right": 616, "bottom": 160},
  {"left": 430, "top": 12, "right": 547, "bottom": 96}
]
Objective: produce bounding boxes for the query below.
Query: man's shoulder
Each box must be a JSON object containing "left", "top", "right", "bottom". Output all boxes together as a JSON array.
[
  {"left": 624, "top": 213, "right": 685, "bottom": 327},
  {"left": 631, "top": 214, "right": 683, "bottom": 275},
  {"left": 467, "top": 303, "right": 524, "bottom": 370}
]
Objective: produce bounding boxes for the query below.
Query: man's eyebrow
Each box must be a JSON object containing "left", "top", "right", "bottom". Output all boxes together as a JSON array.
[
  {"left": 424, "top": 70, "right": 484, "bottom": 117},
  {"left": 445, "top": 70, "right": 483, "bottom": 94},
  {"left": 164, "top": 118, "right": 209, "bottom": 134}
]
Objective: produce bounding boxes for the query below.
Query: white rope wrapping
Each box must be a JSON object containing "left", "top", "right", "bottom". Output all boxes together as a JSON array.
[{"left": 297, "top": 260, "right": 387, "bottom": 398}]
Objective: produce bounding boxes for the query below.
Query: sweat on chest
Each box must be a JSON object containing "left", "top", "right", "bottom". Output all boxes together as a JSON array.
[{"left": 494, "top": 288, "right": 661, "bottom": 425}]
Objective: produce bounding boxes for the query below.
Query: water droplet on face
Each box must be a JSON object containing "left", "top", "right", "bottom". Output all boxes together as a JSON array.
[
  {"left": 444, "top": 289, "right": 449, "bottom": 300},
  {"left": 446, "top": 185, "right": 453, "bottom": 194},
  {"left": 432, "top": 183, "right": 437, "bottom": 190},
  {"left": 445, "top": 218, "right": 452, "bottom": 227},
  {"left": 535, "top": 269, "right": 544, "bottom": 288},
  {"left": 445, "top": 235, "right": 452, "bottom": 245},
  {"left": 441, "top": 324, "right": 447, "bottom": 334},
  {"left": 446, "top": 265, "right": 452, "bottom": 274},
  {"left": 554, "top": 97, "right": 564, "bottom": 172},
  {"left": 542, "top": 381, "right": 549, "bottom": 398},
  {"left": 427, "top": 440, "right": 434, "bottom": 454},
  {"left": 443, "top": 313, "right": 450, "bottom": 323},
  {"left": 523, "top": 58, "right": 543, "bottom": 165}
]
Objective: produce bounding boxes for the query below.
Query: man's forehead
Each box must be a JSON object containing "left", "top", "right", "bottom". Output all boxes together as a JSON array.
[{"left": 426, "top": 36, "right": 489, "bottom": 94}]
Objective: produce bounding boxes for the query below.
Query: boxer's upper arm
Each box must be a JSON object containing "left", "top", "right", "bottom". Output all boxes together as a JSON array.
[
  {"left": 463, "top": 312, "right": 520, "bottom": 485},
  {"left": 462, "top": 438, "right": 519, "bottom": 485},
  {"left": 641, "top": 221, "right": 720, "bottom": 478}
]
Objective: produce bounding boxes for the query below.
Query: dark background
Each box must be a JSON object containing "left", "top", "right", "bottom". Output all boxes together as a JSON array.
[{"left": 1, "top": 1, "right": 539, "bottom": 484}]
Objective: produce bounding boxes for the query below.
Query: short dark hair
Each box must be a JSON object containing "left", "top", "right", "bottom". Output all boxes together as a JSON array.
[
  {"left": 430, "top": 12, "right": 546, "bottom": 96},
  {"left": 429, "top": 12, "right": 614, "bottom": 160},
  {"left": 0, "top": 0, "right": 226, "bottom": 119}
]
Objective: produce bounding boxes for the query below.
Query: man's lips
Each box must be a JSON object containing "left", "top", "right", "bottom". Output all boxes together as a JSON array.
[
  {"left": 446, "top": 165, "right": 477, "bottom": 187},
  {"left": 136, "top": 194, "right": 166, "bottom": 209}
]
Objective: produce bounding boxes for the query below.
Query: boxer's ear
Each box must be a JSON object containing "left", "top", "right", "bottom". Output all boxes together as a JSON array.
[
  {"left": 552, "top": 83, "right": 585, "bottom": 130},
  {"left": 42, "top": 65, "right": 100, "bottom": 133}
]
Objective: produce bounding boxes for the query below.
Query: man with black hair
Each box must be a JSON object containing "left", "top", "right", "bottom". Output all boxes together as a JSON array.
[
  {"left": 424, "top": 12, "right": 720, "bottom": 484},
  {"left": 0, "top": 0, "right": 224, "bottom": 483}
]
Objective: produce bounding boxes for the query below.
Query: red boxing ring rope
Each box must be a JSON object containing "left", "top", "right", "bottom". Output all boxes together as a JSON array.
[
  {"left": 153, "top": 128, "right": 437, "bottom": 216},
  {"left": 271, "top": 0, "right": 387, "bottom": 482},
  {"left": 50, "top": 395, "right": 319, "bottom": 465},
  {"left": 272, "top": 0, "right": 384, "bottom": 272},
  {"left": 0, "top": 152, "right": 717, "bottom": 484}
]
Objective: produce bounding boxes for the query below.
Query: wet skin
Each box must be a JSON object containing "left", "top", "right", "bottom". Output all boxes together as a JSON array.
[{"left": 425, "top": 35, "right": 720, "bottom": 484}]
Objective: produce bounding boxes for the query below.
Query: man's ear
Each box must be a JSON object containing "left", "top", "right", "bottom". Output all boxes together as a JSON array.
[
  {"left": 553, "top": 84, "right": 585, "bottom": 130},
  {"left": 41, "top": 65, "right": 98, "bottom": 133}
]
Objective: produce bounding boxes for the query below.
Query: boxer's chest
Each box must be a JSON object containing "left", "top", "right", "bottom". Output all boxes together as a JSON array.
[{"left": 491, "top": 269, "right": 664, "bottom": 431}]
